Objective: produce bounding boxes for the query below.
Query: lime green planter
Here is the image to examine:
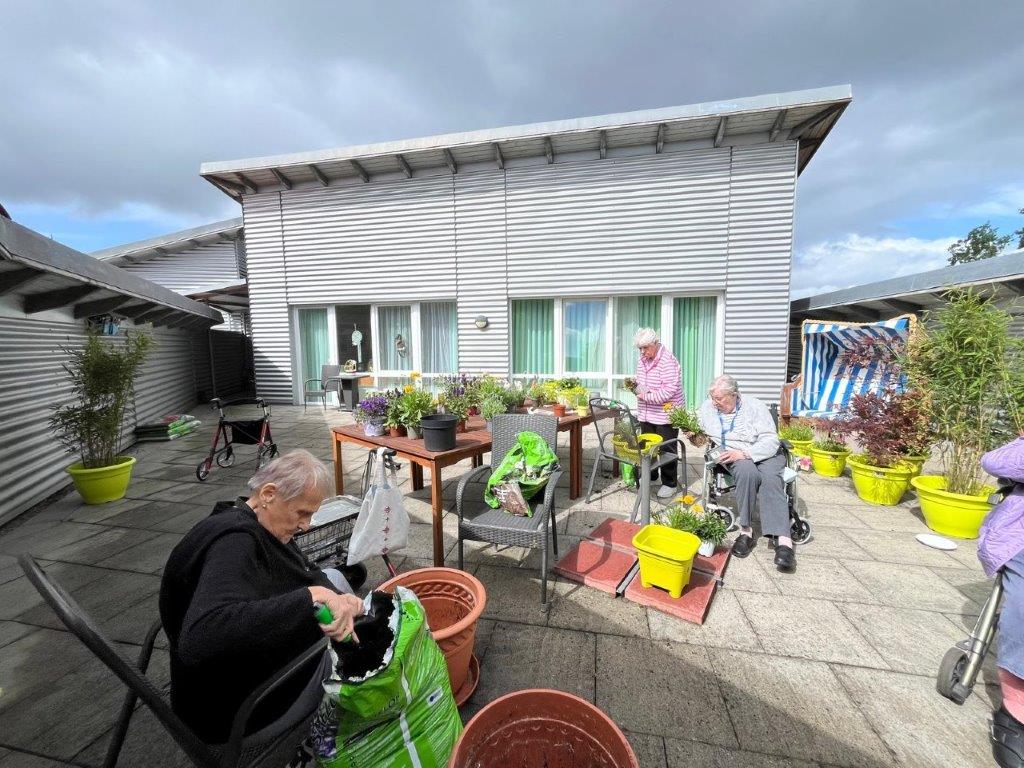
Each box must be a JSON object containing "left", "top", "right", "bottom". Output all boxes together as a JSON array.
[
  {"left": 911, "top": 474, "right": 994, "bottom": 539},
  {"left": 67, "top": 456, "right": 136, "bottom": 504},
  {"left": 847, "top": 454, "right": 914, "bottom": 506},
  {"left": 787, "top": 438, "right": 813, "bottom": 458},
  {"left": 809, "top": 447, "right": 850, "bottom": 477},
  {"left": 902, "top": 455, "right": 929, "bottom": 477}
]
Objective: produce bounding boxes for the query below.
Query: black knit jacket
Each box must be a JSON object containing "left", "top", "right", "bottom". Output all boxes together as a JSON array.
[{"left": 158, "top": 498, "right": 332, "bottom": 744}]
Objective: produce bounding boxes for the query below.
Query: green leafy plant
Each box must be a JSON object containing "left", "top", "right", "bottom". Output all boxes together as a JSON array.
[
  {"left": 501, "top": 385, "right": 527, "bottom": 411},
  {"left": 51, "top": 331, "right": 153, "bottom": 469},
  {"left": 443, "top": 392, "right": 471, "bottom": 421},
  {"left": 655, "top": 500, "right": 727, "bottom": 546},
  {"left": 480, "top": 395, "right": 505, "bottom": 421},
  {"left": 398, "top": 389, "right": 435, "bottom": 427},
  {"left": 383, "top": 389, "right": 403, "bottom": 429},
  {"left": 778, "top": 420, "right": 814, "bottom": 442},
  {"left": 810, "top": 419, "right": 847, "bottom": 453},
  {"left": 527, "top": 381, "right": 547, "bottom": 406}
]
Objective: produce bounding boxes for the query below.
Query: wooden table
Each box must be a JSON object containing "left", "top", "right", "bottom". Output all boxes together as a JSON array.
[{"left": 331, "top": 411, "right": 595, "bottom": 566}]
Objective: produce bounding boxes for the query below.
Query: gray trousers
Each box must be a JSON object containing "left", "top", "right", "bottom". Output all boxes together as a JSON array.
[{"left": 729, "top": 452, "right": 790, "bottom": 537}]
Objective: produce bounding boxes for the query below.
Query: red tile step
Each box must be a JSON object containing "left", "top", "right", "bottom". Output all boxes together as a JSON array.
[
  {"left": 623, "top": 570, "right": 718, "bottom": 625},
  {"left": 553, "top": 540, "right": 637, "bottom": 596},
  {"left": 694, "top": 546, "right": 730, "bottom": 580},
  {"left": 586, "top": 516, "right": 731, "bottom": 580}
]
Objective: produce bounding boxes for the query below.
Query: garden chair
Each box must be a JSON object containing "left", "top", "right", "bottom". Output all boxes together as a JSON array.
[
  {"left": 584, "top": 397, "right": 687, "bottom": 522},
  {"left": 303, "top": 364, "right": 343, "bottom": 412},
  {"left": 18, "top": 554, "right": 329, "bottom": 768},
  {"left": 455, "top": 413, "right": 561, "bottom": 610},
  {"left": 781, "top": 314, "right": 914, "bottom": 421}
]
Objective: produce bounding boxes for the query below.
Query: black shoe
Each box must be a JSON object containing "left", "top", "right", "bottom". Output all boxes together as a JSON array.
[
  {"left": 774, "top": 545, "right": 796, "bottom": 573},
  {"left": 992, "top": 706, "right": 1024, "bottom": 768},
  {"left": 731, "top": 534, "right": 755, "bottom": 558}
]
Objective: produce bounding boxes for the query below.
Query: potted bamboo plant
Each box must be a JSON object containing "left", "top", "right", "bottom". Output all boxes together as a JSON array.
[
  {"left": 905, "top": 291, "right": 1011, "bottom": 537},
  {"left": 808, "top": 419, "right": 850, "bottom": 478},
  {"left": 51, "top": 330, "right": 152, "bottom": 504}
]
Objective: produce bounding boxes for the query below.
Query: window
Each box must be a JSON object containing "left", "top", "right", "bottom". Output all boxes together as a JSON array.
[
  {"left": 371, "top": 301, "right": 459, "bottom": 389},
  {"left": 673, "top": 296, "right": 717, "bottom": 406},
  {"left": 512, "top": 299, "right": 554, "bottom": 375},
  {"left": 376, "top": 305, "right": 413, "bottom": 372},
  {"left": 420, "top": 301, "right": 458, "bottom": 375},
  {"left": 612, "top": 296, "right": 661, "bottom": 406},
  {"left": 563, "top": 299, "right": 607, "bottom": 374}
]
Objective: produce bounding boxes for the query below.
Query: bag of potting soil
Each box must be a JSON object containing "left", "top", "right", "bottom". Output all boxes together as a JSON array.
[
  {"left": 311, "top": 587, "right": 461, "bottom": 768},
  {"left": 484, "top": 430, "right": 559, "bottom": 512}
]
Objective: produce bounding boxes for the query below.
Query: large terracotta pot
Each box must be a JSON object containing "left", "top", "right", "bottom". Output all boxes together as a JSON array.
[
  {"left": 449, "top": 689, "right": 639, "bottom": 768},
  {"left": 378, "top": 567, "right": 486, "bottom": 694}
]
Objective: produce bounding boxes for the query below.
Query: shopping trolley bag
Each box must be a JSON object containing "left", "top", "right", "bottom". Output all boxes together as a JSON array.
[{"left": 346, "top": 448, "right": 410, "bottom": 565}]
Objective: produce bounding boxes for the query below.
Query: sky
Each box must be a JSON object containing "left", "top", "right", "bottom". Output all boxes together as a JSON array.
[{"left": 2, "top": 0, "right": 1023, "bottom": 297}]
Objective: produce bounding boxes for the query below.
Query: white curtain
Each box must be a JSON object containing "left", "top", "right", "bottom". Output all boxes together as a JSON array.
[
  {"left": 377, "top": 305, "right": 412, "bottom": 371},
  {"left": 564, "top": 299, "right": 607, "bottom": 373},
  {"left": 421, "top": 301, "right": 457, "bottom": 374}
]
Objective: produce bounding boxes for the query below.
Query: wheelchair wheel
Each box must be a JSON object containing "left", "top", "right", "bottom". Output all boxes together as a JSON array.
[
  {"left": 936, "top": 647, "right": 970, "bottom": 705},
  {"left": 709, "top": 504, "right": 736, "bottom": 532},
  {"left": 196, "top": 457, "right": 213, "bottom": 482},
  {"left": 216, "top": 447, "right": 235, "bottom": 468},
  {"left": 791, "top": 518, "right": 812, "bottom": 544}
]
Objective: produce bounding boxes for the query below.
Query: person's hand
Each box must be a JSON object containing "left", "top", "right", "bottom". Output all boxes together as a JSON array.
[
  {"left": 311, "top": 588, "right": 364, "bottom": 643},
  {"left": 717, "top": 449, "right": 747, "bottom": 464},
  {"left": 635, "top": 389, "right": 648, "bottom": 401}
]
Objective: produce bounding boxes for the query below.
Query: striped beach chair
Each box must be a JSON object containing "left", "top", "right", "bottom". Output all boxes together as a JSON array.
[{"left": 780, "top": 315, "right": 915, "bottom": 421}]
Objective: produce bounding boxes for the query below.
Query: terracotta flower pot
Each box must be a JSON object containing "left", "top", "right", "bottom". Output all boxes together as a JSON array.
[
  {"left": 455, "top": 419, "right": 467, "bottom": 433},
  {"left": 551, "top": 404, "right": 566, "bottom": 418},
  {"left": 378, "top": 567, "right": 486, "bottom": 694},
  {"left": 467, "top": 406, "right": 480, "bottom": 416},
  {"left": 449, "top": 689, "right": 639, "bottom": 768},
  {"left": 387, "top": 425, "right": 407, "bottom": 438}
]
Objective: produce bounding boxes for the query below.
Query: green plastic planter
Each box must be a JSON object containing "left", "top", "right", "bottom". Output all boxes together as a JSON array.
[{"left": 67, "top": 456, "right": 137, "bottom": 504}]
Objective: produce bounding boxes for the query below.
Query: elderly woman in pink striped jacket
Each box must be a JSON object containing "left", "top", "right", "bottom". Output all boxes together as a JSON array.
[{"left": 632, "top": 327, "right": 686, "bottom": 498}]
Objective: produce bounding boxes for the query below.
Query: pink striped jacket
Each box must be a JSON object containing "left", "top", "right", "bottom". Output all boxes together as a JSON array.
[{"left": 635, "top": 344, "right": 684, "bottom": 424}]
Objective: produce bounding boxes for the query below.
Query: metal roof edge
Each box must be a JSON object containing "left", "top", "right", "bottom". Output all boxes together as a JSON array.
[
  {"left": 791, "top": 248, "right": 1024, "bottom": 312},
  {"left": 0, "top": 217, "right": 223, "bottom": 321},
  {"left": 92, "top": 217, "right": 244, "bottom": 262},
  {"left": 201, "top": 85, "right": 853, "bottom": 176}
]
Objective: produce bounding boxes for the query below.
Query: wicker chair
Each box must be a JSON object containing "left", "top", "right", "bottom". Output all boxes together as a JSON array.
[
  {"left": 455, "top": 413, "right": 562, "bottom": 610},
  {"left": 584, "top": 397, "right": 687, "bottom": 522},
  {"left": 18, "top": 554, "right": 329, "bottom": 768}
]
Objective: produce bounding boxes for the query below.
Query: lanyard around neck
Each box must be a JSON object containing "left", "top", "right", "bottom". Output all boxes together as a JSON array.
[{"left": 718, "top": 398, "right": 742, "bottom": 448}]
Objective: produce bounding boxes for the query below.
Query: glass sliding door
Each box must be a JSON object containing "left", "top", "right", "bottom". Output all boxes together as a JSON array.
[
  {"left": 298, "top": 307, "right": 330, "bottom": 387},
  {"left": 564, "top": 299, "right": 606, "bottom": 374},
  {"left": 613, "top": 296, "right": 661, "bottom": 406},
  {"left": 420, "top": 301, "right": 458, "bottom": 375},
  {"left": 512, "top": 299, "right": 554, "bottom": 376},
  {"left": 377, "top": 305, "right": 413, "bottom": 372},
  {"left": 673, "top": 296, "right": 717, "bottom": 406}
]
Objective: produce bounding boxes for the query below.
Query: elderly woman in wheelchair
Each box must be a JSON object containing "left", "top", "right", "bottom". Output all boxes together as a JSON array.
[{"left": 697, "top": 374, "right": 810, "bottom": 573}]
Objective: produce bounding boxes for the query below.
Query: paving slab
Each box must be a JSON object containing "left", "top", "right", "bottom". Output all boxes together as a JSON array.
[
  {"left": 595, "top": 636, "right": 737, "bottom": 748},
  {"left": 709, "top": 648, "right": 893, "bottom": 767},
  {"left": 847, "top": 503, "right": 932, "bottom": 533},
  {"left": 647, "top": 589, "right": 762, "bottom": 652},
  {"left": 63, "top": 496, "right": 151, "bottom": 525},
  {"left": 553, "top": 540, "right": 636, "bottom": 595},
  {"left": 841, "top": 559, "right": 979, "bottom": 613},
  {"left": 94, "top": 533, "right": 183, "bottom": 574},
  {"left": 43, "top": 527, "right": 161, "bottom": 567},
  {"left": 833, "top": 664, "right": 994, "bottom": 768},
  {"left": 850, "top": 528, "right": 967, "bottom": 568},
  {"left": 761, "top": 554, "right": 875, "bottom": 603},
  {"left": 796, "top": 503, "right": 869, "bottom": 529},
  {"left": 0, "top": 521, "right": 108, "bottom": 558},
  {"left": 625, "top": 570, "right": 718, "bottom": 625},
  {"left": 720, "top": 551, "right": 781, "bottom": 595},
  {"left": 0, "top": 560, "right": 108, "bottom": 621},
  {"left": 623, "top": 731, "right": 667, "bottom": 768},
  {"left": 547, "top": 575, "right": 650, "bottom": 637},
  {"left": 0, "top": 748, "right": 73, "bottom": 766},
  {"left": 663, "top": 738, "right": 820, "bottom": 768},
  {"left": 776, "top": 525, "right": 873, "bottom": 561},
  {"left": 71, "top": 705, "right": 194, "bottom": 768},
  {"left": 474, "top": 564, "right": 552, "bottom": 625},
  {"left": 734, "top": 591, "right": 888, "bottom": 668},
  {"left": 0, "top": 620, "right": 37, "bottom": 650}
]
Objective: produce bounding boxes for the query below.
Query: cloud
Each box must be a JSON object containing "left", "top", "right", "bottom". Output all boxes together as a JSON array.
[{"left": 792, "top": 234, "right": 956, "bottom": 298}]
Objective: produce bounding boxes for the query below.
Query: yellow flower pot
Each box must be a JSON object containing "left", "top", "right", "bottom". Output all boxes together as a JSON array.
[
  {"left": 632, "top": 525, "right": 700, "bottom": 599},
  {"left": 66, "top": 456, "right": 137, "bottom": 504},
  {"left": 612, "top": 433, "right": 662, "bottom": 463},
  {"left": 809, "top": 447, "right": 850, "bottom": 478},
  {"left": 847, "top": 454, "right": 914, "bottom": 506},
  {"left": 787, "top": 438, "right": 812, "bottom": 458},
  {"left": 911, "top": 474, "right": 994, "bottom": 539},
  {"left": 902, "top": 455, "right": 929, "bottom": 477}
]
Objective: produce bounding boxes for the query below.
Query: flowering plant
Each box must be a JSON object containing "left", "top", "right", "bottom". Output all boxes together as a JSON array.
[
  {"left": 355, "top": 393, "right": 389, "bottom": 425},
  {"left": 397, "top": 389, "right": 435, "bottom": 427},
  {"left": 664, "top": 404, "right": 706, "bottom": 446},
  {"left": 655, "top": 494, "right": 727, "bottom": 546}
]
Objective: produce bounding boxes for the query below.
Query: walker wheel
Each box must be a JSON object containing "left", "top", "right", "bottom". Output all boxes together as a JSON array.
[
  {"left": 216, "top": 447, "right": 235, "bottom": 468},
  {"left": 791, "top": 518, "right": 812, "bottom": 544},
  {"left": 196, "top": 458, "right": 212, "bottom": 482},
  {"left": 342, "top": 563, "right": 368, "bottom": 592},
  {"left": 936, "top": 647, "right": 970, "bottom": 704}
]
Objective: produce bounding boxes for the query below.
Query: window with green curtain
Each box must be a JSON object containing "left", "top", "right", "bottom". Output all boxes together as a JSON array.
[
  {"left": 673, "top": 296, "right": 717, "bottom": 406},
  {"left": 614, "top": 296, "right": 661, "bottom": 375},
  {"left": 377, "top": 305, "right": 412, "bottom": 371},
  {"left": 298, "top": 307, "right": 330, "bottom": 385},
  {"left": 564, "top": 299, "right": 607, "bottom": 373},
  {"left": 512, "top": 299, "right": 554, "bottom": 374},
  {"left": 420, "top": 301, "right": 457, "bottom": 374}
]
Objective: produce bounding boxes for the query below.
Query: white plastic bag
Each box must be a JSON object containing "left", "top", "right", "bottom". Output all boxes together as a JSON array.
[{"left": 346, "top": 449, "right": 410, "bottom": 565}]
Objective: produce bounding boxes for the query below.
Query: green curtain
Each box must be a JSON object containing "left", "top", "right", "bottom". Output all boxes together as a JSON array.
[
  {"left": 420, "top": 301, "right": 457, "bottom": 373},
  {"left": 378, "top": 305, "right": 412, "bottom": 371},
  {"left": 512, "top": 299, "right": 554, "bottom": 374},
  {"left": 564, "top": 300, "right": 607, "bottom": 373},
  {"left": 673, "top": 297, "right": 717, "bottom": 406},
  {"left": 298, "top": 308, "right": 330, "bottom": 385},
  {"left": 614, "top": 296, "right": 661, "bottom": 375}
]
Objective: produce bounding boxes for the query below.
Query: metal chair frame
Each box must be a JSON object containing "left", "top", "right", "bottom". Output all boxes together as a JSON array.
[{"left": 303, "top": 364, "right": 343, "bottom": 412}]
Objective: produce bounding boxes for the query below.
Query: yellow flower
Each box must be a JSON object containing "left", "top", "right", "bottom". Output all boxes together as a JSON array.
[
  {"left": 681, "top": 494, "right": 696, "bottom": 505},
  {"left": 403, "top": 384, "right": 414, "bottom": 393},
  {"left": 410, "top": 371, "right": 422, "bottom": 380},
  {"left": 663, "top": 403, "right": 673, "bottom": 412},
  {"left": 691, "top": 503, "right": 704, "bottom": 514}
]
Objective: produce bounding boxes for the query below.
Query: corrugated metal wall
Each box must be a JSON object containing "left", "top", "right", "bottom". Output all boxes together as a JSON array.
[
  {"left": 723, "top": 143, "right": 798, "bottom": 399},
  {"left": 116, "top": 239, "right": 242, "bottom": 294},
  {"left": 454, "top": 172, "right": 509, "bottom": 374},
  {"left": 0, "top": 315, "right": 206, "bottom": 524}
]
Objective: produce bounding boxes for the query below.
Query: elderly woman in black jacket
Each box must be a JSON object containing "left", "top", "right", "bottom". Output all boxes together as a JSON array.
[{"left": 159, "top": 449, "right": 363, "bottom": 745}]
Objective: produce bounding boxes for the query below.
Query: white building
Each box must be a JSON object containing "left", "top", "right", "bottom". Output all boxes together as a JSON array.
[{"left": 199, "top": 86, "right": 851, "bottom": 406}]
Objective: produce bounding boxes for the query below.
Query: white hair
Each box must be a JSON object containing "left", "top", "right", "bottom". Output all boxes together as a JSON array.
[
  {"left": 247, "top": 448, "right": 332, "bottom": 501},
  {"left": 633, "top": 327, "right": 660, "bottom": 348},
  {"left": 708, "top": 374, "right": 739, "bottom": 395}
]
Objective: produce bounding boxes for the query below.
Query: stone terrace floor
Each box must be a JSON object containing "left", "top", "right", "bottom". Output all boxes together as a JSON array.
[{"left": 0, "top": 405, "right": 1003, "bottom": 767}]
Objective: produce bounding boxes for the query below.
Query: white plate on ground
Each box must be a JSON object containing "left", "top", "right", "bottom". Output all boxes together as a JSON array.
[{"left": 916, "top": 533, "right": 958, "bottom": 551}]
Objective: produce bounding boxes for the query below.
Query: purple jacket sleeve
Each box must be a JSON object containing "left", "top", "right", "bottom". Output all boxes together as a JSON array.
[{"left": 981, "top": 438, "right": 1024, "bottom": 484}]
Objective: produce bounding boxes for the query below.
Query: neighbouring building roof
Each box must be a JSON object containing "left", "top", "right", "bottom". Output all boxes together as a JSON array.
[
  {"left": 790, "top": 248, "right": 1024, "bottom": 323},
  {"left": 200, "top": 85, "right": 852, "bottom": 200},
  {"left": 92, "top": 217, "right": 243, "bottom": 266}
]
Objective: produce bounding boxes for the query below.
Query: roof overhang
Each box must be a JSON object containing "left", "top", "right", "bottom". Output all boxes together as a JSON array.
[
  {"left": 790, "top": 248, "right": 1024, "bottom": 323},
  {"left": 201, "top": 85, "right": 852, "bottom": 198},
  {"left": 0, "top": 216, "right": 223, "bottom": 328},
  {"left": 92, "top": 217, "right": 243, "bottom": 266}
]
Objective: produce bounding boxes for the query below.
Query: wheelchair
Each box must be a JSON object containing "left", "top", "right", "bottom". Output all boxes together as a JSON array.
[{"left": 699, "top": 438, "right": 812, "bottom": 545}]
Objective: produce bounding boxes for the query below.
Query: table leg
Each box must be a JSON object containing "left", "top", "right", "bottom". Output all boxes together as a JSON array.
[
  {"left": 411, "top": 463, "right": 424, "bottom": 492},
  {"left": 569, "top": 423, "right": 583, "bottom": 499},
  {"left": 430, "top": 463, "right": 444, "bottom": 567},
  {"left": 333, "top": 435, "right": 344, "bottom": 495}
]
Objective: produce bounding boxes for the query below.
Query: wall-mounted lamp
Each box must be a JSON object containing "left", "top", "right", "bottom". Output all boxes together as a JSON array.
[{"left": 474, "top": 315, "right": 489, "bottom": 330}]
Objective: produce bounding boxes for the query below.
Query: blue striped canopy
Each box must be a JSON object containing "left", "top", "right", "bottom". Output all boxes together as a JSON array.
[{"left": 791, "top": 316, "right": 912, "bottom": 420}]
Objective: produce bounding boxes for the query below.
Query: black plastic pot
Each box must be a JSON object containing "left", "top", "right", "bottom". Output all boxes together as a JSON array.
[{"left": 421, "top": 414, "right": 458, "bottom": 452}]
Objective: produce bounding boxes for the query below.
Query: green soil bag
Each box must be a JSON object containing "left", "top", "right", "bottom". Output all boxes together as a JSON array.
[
  {"left": 311, "top": 587, "right": 462, "bottom": 768},
  {"left": 484, "top": 430, "right": 559, "bottom": 511}
]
